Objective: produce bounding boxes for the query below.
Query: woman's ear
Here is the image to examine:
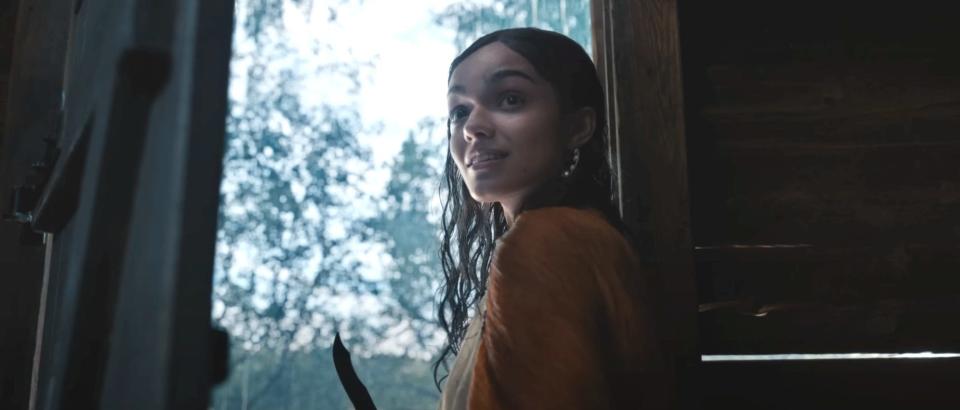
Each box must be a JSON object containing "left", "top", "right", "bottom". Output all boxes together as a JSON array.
[{"left": 567, "top": 107, "right": 596, "bottom": 149}]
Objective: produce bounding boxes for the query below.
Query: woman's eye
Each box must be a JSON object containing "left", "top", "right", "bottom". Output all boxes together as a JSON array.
[
  {"left": 449, "top": 106, "right": 469, "bottom": 122},
  {"left": 499, "top": 93, "right": 524, "bottom": 109}
]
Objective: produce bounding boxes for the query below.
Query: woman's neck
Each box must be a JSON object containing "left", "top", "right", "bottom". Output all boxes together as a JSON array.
[{"left": 499, "top": 177, "right": 569, "bottom": 227}]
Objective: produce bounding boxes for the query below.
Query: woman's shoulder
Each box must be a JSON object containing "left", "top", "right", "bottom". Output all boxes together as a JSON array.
[
  {"left": 494, "top": 206, "right": 635, "bottom": 267},
  {"left": 500, "top": 206, "right": 626, "bottom": 249}
]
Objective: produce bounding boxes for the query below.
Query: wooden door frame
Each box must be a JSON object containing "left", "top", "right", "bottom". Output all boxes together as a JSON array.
[{"left": 591, "top": 0, "right": 700, "bottom": 407}]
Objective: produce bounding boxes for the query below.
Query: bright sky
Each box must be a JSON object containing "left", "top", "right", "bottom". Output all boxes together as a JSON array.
[
  {"left": 285, "top": 0, "right": 458, "bottom": 284},
  {"left": 284, "top": 0, "right": 460, "bottom": 168}
]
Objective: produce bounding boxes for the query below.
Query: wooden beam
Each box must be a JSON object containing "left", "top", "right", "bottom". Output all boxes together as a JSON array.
[
  {"left": 699, "top": 297, "right": 960, "bottom": 354},
  {"left": 701, "top": 358, "right": 960, "bottom": 409},
  {"left": 592, "top": 0, "right": 699, "bottom": 408},
  {"left": 0, "top": 0, "right": 70, "bottom": 409},
  {"left": 696, "top": 243, "right": 960, "bottom": 304},
  {"left": 0, "top": 0, "right": 20, "bottom": 139}
]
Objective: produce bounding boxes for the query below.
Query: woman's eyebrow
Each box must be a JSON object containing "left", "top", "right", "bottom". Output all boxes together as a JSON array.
[
  {"left": 448, "top": 68, "right": 537, "bottom": 95},
  {"left": 488, "top": 68, "right": 536, "bottom": 85}
]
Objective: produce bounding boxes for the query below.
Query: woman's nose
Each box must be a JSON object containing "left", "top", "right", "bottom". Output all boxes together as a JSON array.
[{"left": 463, "top": 107, "right": 492, "bottom": 141}]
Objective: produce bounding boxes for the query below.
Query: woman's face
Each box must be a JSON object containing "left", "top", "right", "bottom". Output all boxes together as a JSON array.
[{"left": 447, "top": 42, "right": 570, "bottom": 213}]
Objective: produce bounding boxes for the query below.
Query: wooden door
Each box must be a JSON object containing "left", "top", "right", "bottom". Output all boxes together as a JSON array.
[{"left": 2, "top": 0, "right": 235, "bottom": 409}]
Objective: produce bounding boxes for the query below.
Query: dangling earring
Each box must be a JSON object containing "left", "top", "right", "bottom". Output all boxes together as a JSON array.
[{"left": 562, "top": 148, "right": 580, "bottom": 178}]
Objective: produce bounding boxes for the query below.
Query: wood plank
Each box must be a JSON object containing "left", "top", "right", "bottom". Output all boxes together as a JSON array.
[
  {"left": 701, "top": 61, "right": 960, "bottom": 127},
  {"left": 699, "top": 297, "right": 960, "bottom": 354},
  {"left": 677, "top": 2, "right": 960, "bottom": 65},
  {"left": 606, "top": 0, "right": 697, "bottom": 350},
  {"left": 689, "top": 143, "right": 960, "bottom": 244},
  {"left": 678, "top": 2, "right": 960, "bottom": 247},
  {"left": 696, "top": 244, "right": 960, "bottom": 354},
  {"left": 0, "top": 0, "right": 16, "bottom": 138},
  {"left": 700, "top": 358, "right": 960, "bottom": 409},
  {"left": 696, "top": 244, "right": 960, "bottom": 305},
  {"left": 594, "top": 0, "right": 699, "bottom": 408},
  {"left": 0, "top": 0, "right": 18, "bottom": 77},
  {"left": 681, "top": 37, "right": 960, "bottom": 247}
]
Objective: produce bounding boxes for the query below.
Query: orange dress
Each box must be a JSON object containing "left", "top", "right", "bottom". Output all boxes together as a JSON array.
[{"left": 438, "top": 206, "right": 666, "bottom": 410}]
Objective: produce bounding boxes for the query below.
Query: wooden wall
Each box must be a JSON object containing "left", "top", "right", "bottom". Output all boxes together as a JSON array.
[
  {"left": 678, "top": 2, "right": 960, "bottom": 408},
  {"left": 682, "top": 1, "right": 960, "bottom": 356},
  {"left": 0, "top": 0, "right": 18, "bottom": 139}
]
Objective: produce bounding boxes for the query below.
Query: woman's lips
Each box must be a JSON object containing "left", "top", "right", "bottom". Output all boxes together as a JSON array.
[
  {"left": 467, "top": 149, "right": 509, "bottom": 167},
  {"left": 469, "top": 154, "right": 507, "bottom": 170}
]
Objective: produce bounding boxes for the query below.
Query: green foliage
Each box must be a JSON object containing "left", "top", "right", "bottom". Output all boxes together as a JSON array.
[
  {"left": 435, "top": 0, "right": 593, "bottom": 53},
  {"left": 216, "top": 0, "right": 375, "bottom": 356},
  {"left": 215, "top": 2, "right": 385, "bottom": 405},
  {"left": 361, "top": 119, "right": 446, "bottom": 352},
  {"left": 242, "top": 0, "right": 353, "bottom": 46}
]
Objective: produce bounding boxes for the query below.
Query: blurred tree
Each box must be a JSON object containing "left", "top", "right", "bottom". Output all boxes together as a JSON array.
[
  {"left": 362, "top": 118, "right": 445, "bottom": 354},
  {"left": 213, "top": 0, "right": 384, "bottom": 406},
  {"left": 435, "top": 0, "right": 593, "bottom": 53}
]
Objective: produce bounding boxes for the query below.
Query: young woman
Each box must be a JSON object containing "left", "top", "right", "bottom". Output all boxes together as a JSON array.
[{"left": 435, "top": 28, "right": 667, "bottom": 409}]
